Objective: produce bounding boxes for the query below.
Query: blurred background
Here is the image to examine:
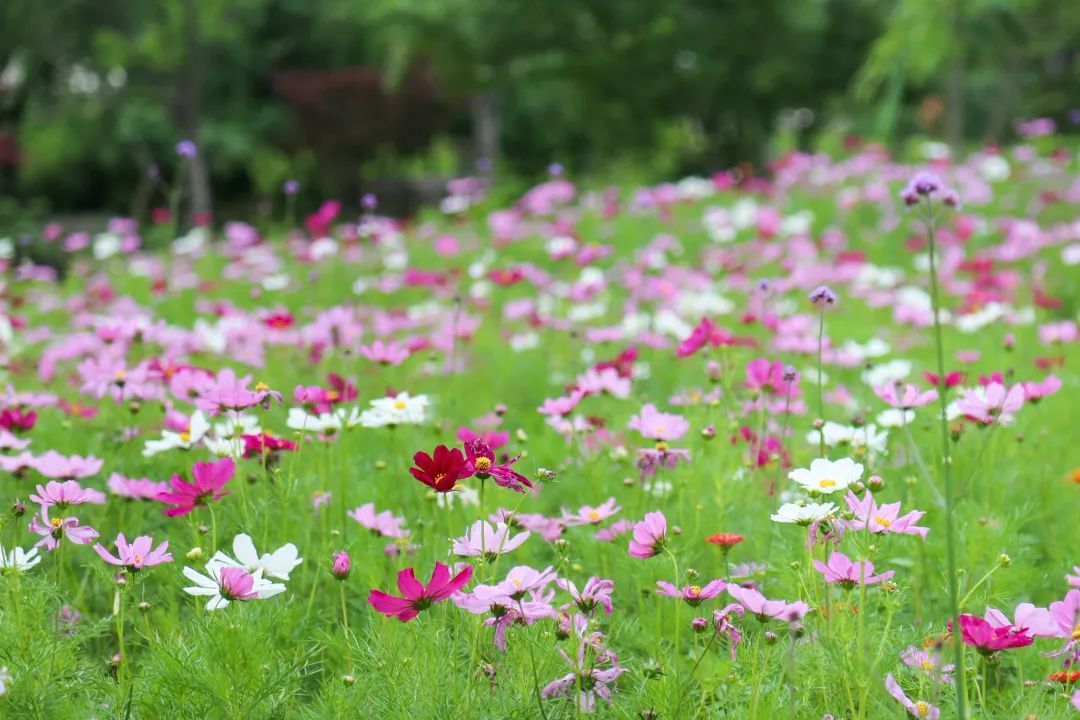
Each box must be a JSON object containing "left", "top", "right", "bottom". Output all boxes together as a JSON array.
[{"left": 2, "top": 0, "right": 1079, "bottom": 224}]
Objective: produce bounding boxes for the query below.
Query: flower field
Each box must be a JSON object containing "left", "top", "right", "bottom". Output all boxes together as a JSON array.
[{"left": 0, "top": 146, "right": 1078, "bottom": 719}]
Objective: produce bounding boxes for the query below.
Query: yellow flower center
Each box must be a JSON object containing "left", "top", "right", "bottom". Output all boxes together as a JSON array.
[
  {"left": 180, "top": 431, "right": 191, "bottom": 442},
  {"left": 688, "top": 586, "right": 702, "bottom": 596},
  {"left": 50, "top": 517, "right": 62, "bottom": 528},
  {"left": 655, "top": 441, "right": 669, "bottom": 452},
  {"left": 819, "top": 478, "right": 837, "bottom": 488},
  {"left": 433, "top": 473, "right": 446, "bottom": 485},
  {"left": 254, "top": 382, "right": 269, "bottom": 392},
  {"left": 474, "top": 457, "right": 492, "bottom": 472},
  {"left": 587, "top": 510, "right": 601, "bottom": 521},
  {"left": 114, "top": 370, "right": 126, "bottom": 381},
  {"left": 134, "top": 554, "right": 143, "bottom": 565},
  {"left": 394, "top": 400, "right": 407, "bottom": 410},
  {"left": 919, "top": 659, "right": 935, "bottom": 671},
  {"left": 511, "top": 578, "right": 522, "bottom": 588},
  {"left": 1072, "top": 624, "right": 1080, "bottom": 641},
  {"left": 874, "top": 516, "right": 892, "bottom": 528},
  {"left": 655, "top": 425, "right": 665, "bottom": 434},
  {"left": 915, "top": 701, "right": 930, "bottom": 717}
]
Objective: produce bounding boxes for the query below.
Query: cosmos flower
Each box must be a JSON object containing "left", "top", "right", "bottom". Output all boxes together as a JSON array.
[
  {"left": 452, "top": 521, "right": 530, "bottom": 560},
  {"left": 726, "top": 585, "right": 809, "bottom": 624},
  {"left": 462, "top": 439, "right": 532, "bottom": 492},
  {"left": 28, "top": 507, "right": 99, "bottom": 551},
  {"left": 770, "top": 502, "right": 837, "bottom": 526},
  {"left": 182, "top": 562, "right": 285, "bottom": 612},
  {"left": 107, "top": 474, "right": 169, "bottom": 501},
  {"left": 885, "top": 674, "right": 940, "bottom": 719},
  {"left": 627, "top": 511, "right": 667, "bottom": 558},
  {"left": 348, "top": 502, "right": 410, "bottom": 539},
  {"left": 157, "top": 457, "right": 235, "bottom": 517},
  {"left": 368, "top": 562, "right": 473, "bottom": 622},
  {"left": 93, "top": 533, "right": 173, "bottom": 571},
  {"left": 843, "top": 491, "right": 928, "bottom": 538},
  {"left": 788, "top": 457, "right": 863, "bottom": 494},
  {"left": 627, "top": 404, "right": 689, "bottom": 442},
  {"left": 410, "top": 445, "right": 469, "bottom": 493},
  {"left": 655, "top": 579, "right": 727, "bottom": 606},
  {"left": 813, "top": 551, "right": 894, "bottom": 588},
  {"left": 956, "top": 613, "right": 1034, "bottom": 654},
  {"left": 556, "top": 576, "right": 615, "bottom": 616},
  {"left": 211, "top": 533, "right": 303, "bottom": 581},
  {"left": 29, "top": 480, "right": 106, "bottom": 509},
  {"left": 561, "top": 498, "right": 621, "bottom": 526},
  {"left": 0, "top": 544, "right": 41, "bottom": 572}
]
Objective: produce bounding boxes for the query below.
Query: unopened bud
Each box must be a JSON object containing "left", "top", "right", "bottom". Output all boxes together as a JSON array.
[
  {"left": 186, "top": 547, "right": 204, "bottom": 561},
  {"left": 998, "top": 553, "right": 1011, "bottom": 568},
  {"left": 868, "top": 474, "right": 884, "bottom": 491}
]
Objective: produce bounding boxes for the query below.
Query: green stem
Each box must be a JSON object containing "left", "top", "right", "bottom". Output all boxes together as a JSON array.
[
  {"left": 517, "top": 599, "right": 550, "bottom": 720},
  {"left": 923, "top": 198, "right": 967, "bottom": 720}
]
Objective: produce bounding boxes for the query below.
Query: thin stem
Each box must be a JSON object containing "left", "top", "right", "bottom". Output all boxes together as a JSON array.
[
  {"left": 923, "top": 198, "right": 967, "bottom": 719},
  {"left": 517, "top": 599, "right": 550, "bottom": 720}
]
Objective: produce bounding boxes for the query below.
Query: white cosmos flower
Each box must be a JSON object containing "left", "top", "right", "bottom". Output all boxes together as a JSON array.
[
  {"left": 0, "top": 665, "right": 10, "bottom": 696},
  {"left": 182, "top": 561, "right": 286, "bottom": 612},
  {"left": 141, "top": 411, "right": 211, "bottom": 457},
  {"left": 0, "top": 544, "right": 41, "bottom": 572},
  {"left": 211, "top": 533, "right": 303, "bottom": 581},
  {"left": 861, "top": 360, "right": 912, "bottom": 387},
  {"left": 876, "top": 409, "right": 915, "bottom": 428},
  {"left": 436, "top": 485, "right": 479, "bottom": 508},
  {"left": 770, "top": 502, "right": 838, "bottom": 525},
  {"left": 214, "top": 413, "right": 260, "bottom": 439},
  {"left": 359, "top": 392, "right": 429, "bottom": 427},
  {"left": 788, "top": 457, "right": 863, "bottom": 494},
  {"left": 286, "top": 408, "right": 343, "bottom": 434},
  {"left": 807, "top": 422, "right": 889, "bottom": 454}
]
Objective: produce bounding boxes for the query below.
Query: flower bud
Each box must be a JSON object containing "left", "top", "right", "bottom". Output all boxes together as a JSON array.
[
  {"left": 997, "top": 553, "right": 1011, "bottom": 568},
  {"left": 10, "top": 499, "right": 25, "bottom": 517},
  {"left": 868, "top": 474, "right": 884, "bottom": 491},
  {"left": 332, "top": 551, "right": 351, "bottom": 580},
  {"left": 691, "top": 617, "right": 709, "bottom": 633},
  {"left": 342, "top": 674, "right": 356, "bottom": 686},
  {"left": 701, "top": 425, "right": 716, "bottom": 440},
  {"left": 764, "top": 631, "right": 779, "bottom": 645},
  {"left": 138, "top": 601, "right": 150, "bottom": 612},
  {"left": 186, "top": 547, "right": 204, "bottom": 561}
]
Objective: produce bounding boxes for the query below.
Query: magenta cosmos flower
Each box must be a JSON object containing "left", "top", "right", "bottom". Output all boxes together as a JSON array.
[
  {"left": 843, "top": 491, "right": 928, "bottom": 539},
  {"left": 656, "top": 579, "right": 727, "bottom": 606},
  {"left": 29, "top": 480, "right": 106, "bottom": 509},
  {"left": 726, "top": 585, "right": 809, "bottom": 624},
  {"left": 627, "top": 511, "right": 667, "bottom": 558},
  {"left": 368, "top": 561, "right": 474, "bottom": 622},
  {"left": 462, "top": 439, "right": 532, "bottom": 493},
  {"left": 157, "top": 457, "right": 234, "bottom": 517},
  {"left": 627, "top": 404, "right": 688, "bottom": 442},
  {"left": 956, "top": 613, "right": 1033, "bottom": 655},
  {"left": 28, "top": 507, "right": 99, "bottom": 551},
  {"left": 813, "top": 551, "right": 894, "bottom": 589},
  {"left": 556, "top": 576, "right": 614, "bottom": 616},
  {"left": 94, "top": 533, "right": 173, "bottom": 571}
]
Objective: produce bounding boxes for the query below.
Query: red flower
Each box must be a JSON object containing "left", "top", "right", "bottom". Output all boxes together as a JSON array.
[
  {"left": 410, "top": 445, "right": 468, "bottom": 493},
  {"left": 463, "top": 439, "right": 532, "bottom": 493},
  {"left": 955, "top": 614, "right": 1033, "bottom": 655},
  {"left": 706, "top": 533, "right": 745, "bottom": 549},
  {"left": 368, "top": 562, "right": 473, "bottom": 622}
]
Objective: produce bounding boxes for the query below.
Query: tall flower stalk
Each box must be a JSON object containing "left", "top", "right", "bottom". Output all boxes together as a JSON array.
[{"left": 904, "top": 172, "right": 966, "bottom": 718}]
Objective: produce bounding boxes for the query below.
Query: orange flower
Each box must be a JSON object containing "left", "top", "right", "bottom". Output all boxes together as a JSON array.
[{"left": 706, "top": 533, "right": 744, "bottom": 549}]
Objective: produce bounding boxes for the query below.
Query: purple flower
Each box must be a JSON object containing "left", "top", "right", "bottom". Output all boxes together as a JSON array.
[
  {"left": 885, "top": 674, "right": 940, "bottom": 719},
  {"left": 813, "top": 551, "right": 894, "bottom": 589},
  {"left": 331, "top": 551, "right": 350, "bottom": 580},
  {"left": 176, "top": 140, "right": 198, "bottom": 158},
  {"left": 283, "top": 180, "right": 300, "bottom": 195},
  {"left": 556, "top": 576, "right": 615, "bottom": 616},
  {"left": 28, "top": 507, "right": 99, "bottom": 551},
  {"left": 808, "top": 285, "right": 837, "bottom": 307},
  {"left": 843, "top": 491, "right": 928, "bottom": 539},
  {"left": 656, "top": 579, "right": 727, "bottom": 606}
]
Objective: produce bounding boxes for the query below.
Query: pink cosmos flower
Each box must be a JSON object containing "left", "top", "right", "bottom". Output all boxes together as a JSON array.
[
  {"left": 93, "top": 533, "right": 173, "bottom": 570},
  {"left": 453, "top": 583, "right": 556, "bottom": 650},
  {"left": 28, "top": 507, "right": 99, "bottom": 551},
  {"left": 537, "top": 390, "right": 585, "bottom": 417},
  {"left": 655, "top": 579, "right": 727, "bottom": 606},
  {"left": 562, "top": 497, "right": 621, "bottom": 527},
  {"left": 452, "top": 521, "right": 530, "bottom": 559},
  {"left": 813, "top": 551, "right": 894, "bottom": 588},
  {"left": 541, "top": 635, "right": 625, "bottom": 713},
  {"left": 843, "top": 491, "right": 928, "bottom": 538},
  {"left": 885, "top": 674, "right": 940, "bottom": 719},
  {"left": 29, "top": 480, "right": 106, "bottom": 509},
  {"left": 593, "top": 519, "right": 633, "bottom": 542},
  {"left": 574, "top": 368, "right": 631, "bottom": 399},
  {"left": 496, "top": 565, "right": 557, "bottom": 598},
  {"left": 359, "top": 340, "right": 410, "bottom": 366},
  {"left": 956, "top": 613, "right": 1033, "bottom": 654},
  {"left": 556, "top": 576, "right": 614, "bottom": 615},
  {"left": 462, "top": 439, "right": 532, "bottom": 493},
  {"left": 107, "top": 473, "right": 169, "bottom": 501},
  {"left": 368, "top": 561, "right": 474, "bottom": 622},
  {"left": 32, "top": 451, "right": 103, "bottom": 480},
  {"left": 627, "top": 405, "right": 688, "bottom": 442},
  {"left": 1068, "top": 566, "right": 1080, "bottom": 589},
  {"left": 955, "top": 382, "right": 1024, "bottom": 424},
  {"left": 1021, "top": 375, "right": 1062, "bottom": 403},
  {"left": 900, "top": 646, "right": 954, "bottom": 684},
  {"left": 726, "top": 585, "right": 809, "bottom": 624},
  {"left": 1046, "top": 589, "right": 1080, "bottom": 640},
  {"left": 456, "top": 426, "right": 509, "bottom": 450},
  {"left": 874, "top": 383, "right": 938, "bottom": 409},
  {"left": 348, "top": 502, "right": 410, "bottom": 538},
  {"left": 627, "top": 511, "right": 667, "bottom": 558},
  {"left": 157, "top": 457, "right": 234, "bottom": 517},
  {"left": 984, "top": 603, "right": 1060, "bottom": 638}
]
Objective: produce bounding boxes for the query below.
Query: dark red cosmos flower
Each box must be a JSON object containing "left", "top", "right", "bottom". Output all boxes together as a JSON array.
[
  {"left": 410, "top": 445, "right": 469, "bottom": 493},
  {"left": 463, "top": 439, "right": 532, "bottom": 493},
  {"left": 241, "top": 432, "right": 297, "bottom": 459},
  {"left": 0, "top": 407, "right": 36, "bottom": 433},
  {"left": 595, "top": 346, "right": 638, "bottom": 379},
  {"left": 955, "top": 614, "right": 1033, "bottom": 655},
  {"left": 924, "top": 371, "right": 965, "bottom": 388}
]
